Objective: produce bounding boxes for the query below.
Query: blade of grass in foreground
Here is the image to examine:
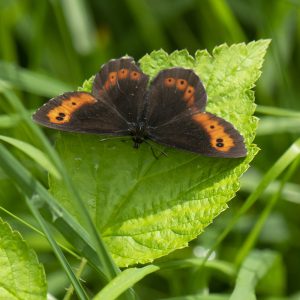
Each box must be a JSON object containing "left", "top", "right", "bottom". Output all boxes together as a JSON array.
[
  {"left": 94, "top": 259, "right": 236, "bottom": 300},
  {"left": 0, "top": 143, "right": 106, "bottom": 280},
  {"left": 0, "top": 62, "right": 73, "bottom": 97},
  {"left": 25, "top": 196, "right": 89, "bottom": 300},
  {"left": 1, "top": 85, "right": 121, "bottom": 284},
  {"left": 241, "top": 169, "right": 300, "bottom": 204},
  {"left": 203, "top": 138, "right": 300, "bottom": 264},
  {"left": 0, "top": 134, "right": 60, "bottom": 179},
  {"left": 63, "top": 258, "right": 88, "bottom": 300},
  {"left": 0, "top": 205, "right": 79, "bottom": 259},
  {"left": 235, "top": 156, "right": 300, "bottom": 265}
]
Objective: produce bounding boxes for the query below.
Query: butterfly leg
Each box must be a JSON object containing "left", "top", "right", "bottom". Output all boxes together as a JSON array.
[{"left": 143, "top": 140, "right": 168, "bottom": 159}]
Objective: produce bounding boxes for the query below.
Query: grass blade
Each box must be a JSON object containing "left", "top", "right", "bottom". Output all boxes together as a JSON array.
[
  {"left": 0, "top": 113, "right": 21, "bottom": 128},
  {"left": 95, "top": 258, "right": 236, "bottom": 300},
  {"left": 203, "top": 138, "right": 300, "bottom": 264},
  {"left": 63, "top": 258, "right": 88, "bottom": 300},
  {"left": 0, "top": 143, "right": 107, "bottom": 280},
  {"left": 60, "top": 0, "right": 96, "bottom": 55},
  {"left": 125, "top": 0, "right": 169, "bottom": 49},
  {"left": 158, "top": 258, "right": 236, "bottom": 278},
  {"left": 235, "top": 156, "right": 300, "bottom": 265},
  {"left": 26, "top": 195, "right": 89, "bottom": 300},
  {"left": 209, "top": 0, "right": 246, "bottom": 41},
  {"left": 257, "top": 117, "right": 300, "bottom": 135},
  {"left": 256, "top": 105, "right": 300, "bottom": 118},
  {"left": 158, "top": 295, "right": 229, "bottom": 300},
  {"left": 1, "top": 86, "right": 121, "bottom": 282},
  {"left": 0, "top": 134, "right": 61, "bottom": 179},
  {"left": 230, "top": 250, "right": 277, "bottom": 300},
  {"left": 0, "top": 205, "right": 80, "bottom": 259},
  {"left": 241, "top": 169, "right": 300, "bottom": 204},
  {"left": 0, "top": 62, "right": 73, "bottom": 97}
]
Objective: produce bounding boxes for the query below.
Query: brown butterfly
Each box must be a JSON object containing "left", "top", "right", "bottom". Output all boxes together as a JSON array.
[{"left": 32, "top": 57, "right": 247, "bottom": 158}]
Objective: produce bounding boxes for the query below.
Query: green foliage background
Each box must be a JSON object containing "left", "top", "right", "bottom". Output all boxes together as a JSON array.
[{"left": 0, "top": 0, "right": 300, "bottom": 299}]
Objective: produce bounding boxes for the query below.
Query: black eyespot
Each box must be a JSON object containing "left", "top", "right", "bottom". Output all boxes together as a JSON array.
[
  {"left": 210, "top": 125, "right": 215, "bottom": 129},
  {"left": 56, "top": 116, "right": 64, "bottom": 121},
  {"left": 216, "top": 142, "right": 224, "bottom": 148},
  {"left": 72, "top": 102, "right": 76, "bottom": 105},
  {"left": 180, "top": 80, "right": 185, "bottom": 85},
  {"left": 216, "top": 138, "right": 223, "bottom": 142},
  {"left": 59, "top": 112, "right": 65, "bottom": 117}
]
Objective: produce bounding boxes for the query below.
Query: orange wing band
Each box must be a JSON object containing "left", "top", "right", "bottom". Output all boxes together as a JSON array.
[
  {"left": 192, "top": 113, "right": 235, "bottom": 152},
  {"left": 47, "top": 93, "right": 97, "bottom": 124}
]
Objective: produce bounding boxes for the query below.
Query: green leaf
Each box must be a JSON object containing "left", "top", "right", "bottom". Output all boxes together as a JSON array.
[
  {"left": 50, "top": 41, "right": 270, "bottom": 267},
  {"left": 1, "top": 86, "right": 120, "bottom": 283},
  {"left": 0, "top": 218, "right": 47, "bottom": 300},
  {"left": 94, "top": 265, "right": 160, "bottom": 300},
  {"left": 0, "top": 143, "right": 109, "bottom": 281},
  {"left": 78, "top": 75, "right": 95, "bottom": 92},
  {"left": 94, "top": 258, "right": 236, "bottom": 300},
  {"left": 230, "top": 250, "right": 277, "bottom": 300}
]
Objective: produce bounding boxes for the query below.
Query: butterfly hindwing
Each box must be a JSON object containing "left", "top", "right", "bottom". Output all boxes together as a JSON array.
[
  {"left": 145, "top": 68, "right": 207, "bottom": 127},
  {"left": 32, "top": 91, "right": 129, "bottom": 135},
  {"left": 148, "top": 112, "right": 247, "bottom": 158},
  {"left": 92, "top": 57, "right": 149, "bottom": 123}
]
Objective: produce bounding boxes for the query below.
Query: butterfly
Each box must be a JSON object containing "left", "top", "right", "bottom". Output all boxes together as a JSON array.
[{"left": 32, "top": 57, "right": 247, "bottom": 158}]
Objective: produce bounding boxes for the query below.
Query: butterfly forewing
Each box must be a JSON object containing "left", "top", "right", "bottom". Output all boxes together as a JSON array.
[
  {"left": 145, "top": 68, "right": 207, "bottom": 127},
  {"left": 32, "top": 91, "right": 129, "bottom": 135},
  {"left": 92, "top": 57, "right": 149, "bottom": 123},
  {"left": 33, "top": 57, "right": 150, "bottom": 135}
]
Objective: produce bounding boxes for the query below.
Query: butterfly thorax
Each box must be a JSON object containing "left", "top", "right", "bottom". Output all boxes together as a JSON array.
[{"left": 129, "top": 121, "right": 148, "bottom": 148}]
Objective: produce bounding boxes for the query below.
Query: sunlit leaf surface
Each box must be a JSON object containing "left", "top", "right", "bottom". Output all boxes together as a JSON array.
[{"left": 50, "top": 41, "right": 270, "bottom": 266}]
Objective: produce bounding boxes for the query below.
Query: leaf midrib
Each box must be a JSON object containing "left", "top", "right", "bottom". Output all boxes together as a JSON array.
[{"left": 101, "top": 155, "right": 246, "bottom": 233}]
